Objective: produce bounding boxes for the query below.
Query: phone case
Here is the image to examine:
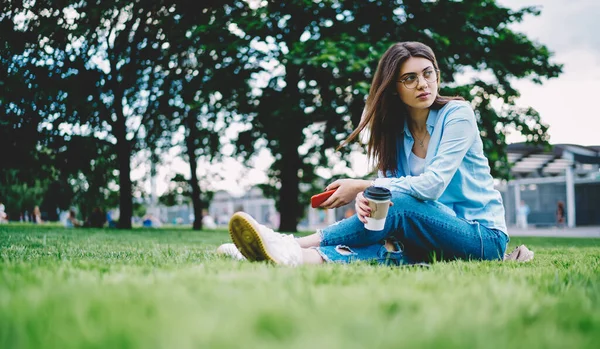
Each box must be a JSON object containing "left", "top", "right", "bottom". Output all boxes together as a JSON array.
[{"left": 311, "top": 189, "right": 337, "bottom": 208}]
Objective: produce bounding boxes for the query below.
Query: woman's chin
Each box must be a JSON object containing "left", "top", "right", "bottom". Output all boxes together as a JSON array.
[{"left": 407, "top": 100, "right": 434, "bottom": 110}]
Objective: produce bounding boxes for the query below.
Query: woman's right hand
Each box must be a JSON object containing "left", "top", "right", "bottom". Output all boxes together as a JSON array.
[
  {"left": 355, "top": 191, "right": 371, "bottom": 224},
  {"left": 321, "top": 179, "right": 371, "bottom": 209},
  {"left": 355, "top": 191, "right": 394, "bottom": 224}
]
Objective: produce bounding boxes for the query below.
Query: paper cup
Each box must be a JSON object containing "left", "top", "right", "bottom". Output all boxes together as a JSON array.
[{"left": 363, "top": 186, "right": 392, "bottom": 231}]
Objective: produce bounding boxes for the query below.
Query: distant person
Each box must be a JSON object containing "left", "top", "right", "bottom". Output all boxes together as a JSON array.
[
  {"left": 556, "top": 201, "right": 566, "bottom": 228},
  {"left": 32, "top": 205, "right": 43, "bottom": 224},
  {"left": 516, "top": 200, "right": 530, "bottom": 229},
  {"left": 85, "top": 207, "right": 106, "bottom": 228},
  {"left": 142, "top": 213, "right": 162, "bottom": 228},
  {"left": 0, "top": 199, "right": 7, "bottom": 223},
  {"left": 64, "top": 209, "right": 82, "bottom": 228},
  {"left": 106, "top": 210, "right": 117, "bottom": 228},
  {"left": 202, "top": 209, "right": 217, "bottom": 229}
]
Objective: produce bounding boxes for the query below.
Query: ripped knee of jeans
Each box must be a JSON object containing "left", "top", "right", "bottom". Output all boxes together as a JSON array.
[
  {"left": 384, "top": 239, "right": 402, "bottom": 253},
  {"left": 335, "top": 245, "right": 356, "bottom": 256}
]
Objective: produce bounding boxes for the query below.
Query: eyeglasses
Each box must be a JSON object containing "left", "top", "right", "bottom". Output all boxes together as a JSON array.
[{"left": 396, "top": 69, "right": 439, "bottom": 89}]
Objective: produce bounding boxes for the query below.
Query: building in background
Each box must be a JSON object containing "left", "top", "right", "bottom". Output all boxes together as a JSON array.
[
  {"left": 209, "top": 187, "right": 279, "bottom": 228},
  {"left": 208, "top": 186, "right": 347, "bottom": 231},
  {"left": 498, "top": 143, "right": 600, "bottom": 228}
]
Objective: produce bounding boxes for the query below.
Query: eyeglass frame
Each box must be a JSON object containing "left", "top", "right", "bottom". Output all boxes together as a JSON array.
[{"left": 395, "top": 68, "right": 440, "bottom": 89}]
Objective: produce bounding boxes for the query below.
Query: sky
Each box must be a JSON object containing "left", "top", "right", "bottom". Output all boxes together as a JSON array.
[
  {"left": 498, "top": 0, "right": 600, "bottom": 145},
  {"left": 140, "top": 0, "right": 600, "bottom": 197}
]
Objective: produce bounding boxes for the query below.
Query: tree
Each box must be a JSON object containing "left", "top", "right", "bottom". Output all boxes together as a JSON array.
[
  {"left": 231, "top": 0, "right": 561, "bottom": 231},
  {"left": 0, "top": 1, "right": 71, "bottom": 219},
  {"left": 51, "top": 135, "right": 119, "bottom": 221},
  {"left": 1, "top": 0, "right": 167, "bottom": 228},
  {"left": 2, "top": 0, "right": 258, "bottom": 229},
  {"left": 150, "top": 0, "right": 257, "bottom": 230},
  {"left": 2, "top": 0, "right": 221, "bottom": 228}
]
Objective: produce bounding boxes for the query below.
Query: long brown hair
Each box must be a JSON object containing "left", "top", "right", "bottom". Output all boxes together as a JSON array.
[{"left": 339, "top": 42, "right": 464, "bottom": 176}]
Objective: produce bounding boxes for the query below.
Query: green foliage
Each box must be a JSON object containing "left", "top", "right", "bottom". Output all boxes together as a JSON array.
[
  {"left": 132, "top": 202, "right": 147, "bottom": 218},
  {"left": 53, "top": 135, "right": 120, "bottom": 220},
  {"left": 1, "top": 226, "right": 599, "bottom": 349},
  {"left": 0, "top": 171, "right": 49, "bottom": 220},
  {"left": 229, "top": 0, "right": 561, "bottom": 230},
  {"left": 0, "top": 0, "right": 253, "bottom": 228},
  {"left": 0, "top": 0, "right": 563, "bottom": 231}
]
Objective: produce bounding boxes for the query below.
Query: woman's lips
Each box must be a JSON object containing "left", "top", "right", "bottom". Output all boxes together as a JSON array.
[{"left": 417, "top": 92, "right": 430, "bottom": 100}]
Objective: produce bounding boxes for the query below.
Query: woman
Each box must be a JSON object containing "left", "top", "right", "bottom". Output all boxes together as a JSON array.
[
  {"left": 64, "top": 209, "right": 82, "bottom": 228},
  {"left": 32, "top": 205, "right": 44, "bottom": 224},
  {"left": 223, "top": 41, "right": 511, "bottom": 266}
]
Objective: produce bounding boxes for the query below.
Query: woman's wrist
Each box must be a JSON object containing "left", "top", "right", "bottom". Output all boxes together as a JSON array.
[{"left": 359, "top": 179, "right": 373, "bottom": 191}]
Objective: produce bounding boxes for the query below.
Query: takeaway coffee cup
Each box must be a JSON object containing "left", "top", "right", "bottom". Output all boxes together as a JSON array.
[{"left": 363, "top": 186, "right": 392, "bottom": 231}]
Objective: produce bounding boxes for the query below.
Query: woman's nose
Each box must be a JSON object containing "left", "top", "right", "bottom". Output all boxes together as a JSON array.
[{"left": 417, "top": 75, "right": 429, "bottom": 89}]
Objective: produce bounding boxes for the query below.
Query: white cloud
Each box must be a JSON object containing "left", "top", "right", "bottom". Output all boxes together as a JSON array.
[{"left": 499, "top": 0, "right": 600, "bottom": 145}]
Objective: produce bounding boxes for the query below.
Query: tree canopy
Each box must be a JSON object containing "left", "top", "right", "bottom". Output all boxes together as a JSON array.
[
  {"left": 0, "top": 0, "right": 562, "bottom": 231},
  {"left": 229, "top": 0, "right": 561, "bottom": 231}
]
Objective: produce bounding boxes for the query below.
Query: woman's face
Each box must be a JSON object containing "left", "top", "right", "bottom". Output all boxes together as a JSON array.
[{"left": 394, "top": 57, "right": 438, "bottom": 110}]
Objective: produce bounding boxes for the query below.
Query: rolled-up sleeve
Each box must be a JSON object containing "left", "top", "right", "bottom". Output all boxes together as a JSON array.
[{"left": 372, "top": 105, "right": 477, "bottom": 201}]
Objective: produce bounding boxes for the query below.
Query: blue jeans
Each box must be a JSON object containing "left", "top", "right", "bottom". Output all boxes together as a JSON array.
[{"left": 315, "top": 192, "right": 508, "bottom": 265}]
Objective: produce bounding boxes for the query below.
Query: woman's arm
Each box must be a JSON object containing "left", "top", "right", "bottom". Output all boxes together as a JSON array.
[{"left": 373, "top": 103, "right": 477, "bottom": 201}]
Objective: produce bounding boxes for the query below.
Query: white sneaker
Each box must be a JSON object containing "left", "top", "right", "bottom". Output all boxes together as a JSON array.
[
  {"left": 504, "top": 244, "right": 534, "bottom": 262},
  {"left": 228, "top": 212, "right": 302, "bottom": 266},
  {"left": 216, "top": 243, "right": 246, "bottom": 260}
]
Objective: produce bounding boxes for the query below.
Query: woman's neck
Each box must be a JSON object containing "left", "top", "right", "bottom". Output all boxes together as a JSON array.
[{"left": 407, "top": 107, "right": 430, "bottom": 133}]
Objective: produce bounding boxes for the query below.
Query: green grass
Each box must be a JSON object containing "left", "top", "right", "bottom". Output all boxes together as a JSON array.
[{"left": 1, "top": 224, "right": 599, "bottom": 349}]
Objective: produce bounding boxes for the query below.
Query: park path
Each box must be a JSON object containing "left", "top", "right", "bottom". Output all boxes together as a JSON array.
[{"left": 508, "top": 225, "right": 600, "bottom": 238}]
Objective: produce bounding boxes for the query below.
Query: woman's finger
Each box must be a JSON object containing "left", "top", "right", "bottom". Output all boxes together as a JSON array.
[
  {"left": 321, "top": 195, "right": 336, "bottom": 208},
  {"left": 356, "top": 203, "right": 370, "bottom": 216},
  {"left": 358, "top": 199, "right": 371, "bottom": 211},
  {"left": 358, "top": 213, "right": 368, "bottom": 224},
  {"left": 325, "top": 180, "right": 341, "bottom": 191}
]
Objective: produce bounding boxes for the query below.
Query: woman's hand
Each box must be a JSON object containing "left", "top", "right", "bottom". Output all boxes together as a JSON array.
[
  {"left": 320, "top": 179, "right": 371, "bottom": 209},
  {"left": 355, "top": 191, "right": 371, "bottom": 224},
  {"left": 355, "top": 191, "right": 394, "bottom": 224}
]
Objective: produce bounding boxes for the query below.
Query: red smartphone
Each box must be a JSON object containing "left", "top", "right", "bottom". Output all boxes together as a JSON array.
[{"left": 311, "top": 189, "right": 337, "bottom": 208}]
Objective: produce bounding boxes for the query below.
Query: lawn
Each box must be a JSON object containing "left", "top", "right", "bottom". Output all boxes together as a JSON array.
[{"left": 1, "top": 224, "right": 599, "bottom": 349}]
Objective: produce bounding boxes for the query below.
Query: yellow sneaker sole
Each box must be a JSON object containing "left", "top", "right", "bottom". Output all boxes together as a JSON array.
[{"left": 228, "top": 213, "right": 276, "bottom": 263}]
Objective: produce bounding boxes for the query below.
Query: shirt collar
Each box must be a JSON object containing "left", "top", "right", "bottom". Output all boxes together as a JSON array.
[{"left": 403, "top": 108, "right": 438, "bottom": 138}]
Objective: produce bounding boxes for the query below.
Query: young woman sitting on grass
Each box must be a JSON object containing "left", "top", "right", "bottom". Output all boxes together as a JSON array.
[{"left": 218, "top": 41, "right": 532, "bottom": 266}]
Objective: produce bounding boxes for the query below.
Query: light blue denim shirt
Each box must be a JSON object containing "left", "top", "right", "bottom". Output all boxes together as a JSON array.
[{"left": 372, "top": 100, "right": 508, "bottom": 234}]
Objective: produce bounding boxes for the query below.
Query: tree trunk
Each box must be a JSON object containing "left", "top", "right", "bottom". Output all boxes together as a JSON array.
[
  {"left": 114, "top": 113, "right": 133, "bottom": 229},
  {"left": 185, "top": 114, "right": 203, "bottom": 231},
  {"left": 278, "top": 139, "right": 302, "bottom": 232}
]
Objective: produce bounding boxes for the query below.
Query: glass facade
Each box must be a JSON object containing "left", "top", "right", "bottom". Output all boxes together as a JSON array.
[
  {"left": 575, "top": 182, "right": 600, "bottom": 225},
  {"left": 502, "top": 179, "right": 600, "bottom": 227}
]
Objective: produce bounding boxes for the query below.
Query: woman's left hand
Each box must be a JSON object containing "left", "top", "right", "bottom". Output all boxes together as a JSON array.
[{"left": 320, "top": 179, "right": 371, "bottom": 209}]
